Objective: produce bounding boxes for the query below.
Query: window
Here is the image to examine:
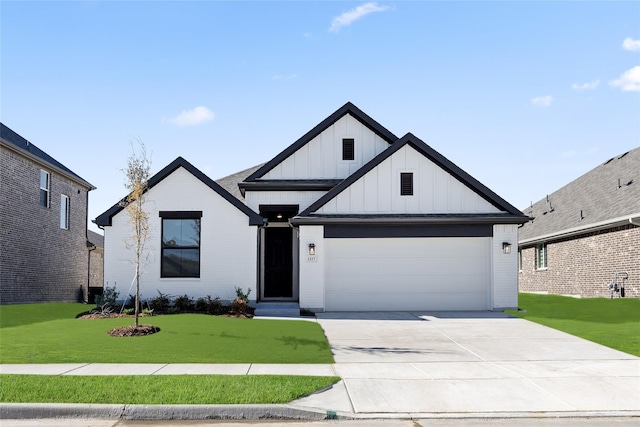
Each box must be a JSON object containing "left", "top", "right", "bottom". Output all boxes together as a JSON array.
[
  {"left": 536, "top": 243, "right": 547, "bottom": 269},
  {"left": 342, "top": 138, "right": 355, "bottom": 161},
  {"left": 60, "top": 194, "right": 70, "bottom": 229},
  {"left": 160, "top": 212, "right": 201, "bottom": 278},
  {"left": 518, "top": 249, "right": 522, "bottom": 271},
  {"left": 400, "top": 172, "right": 413, "bottom": 196},
  {"left": 40, "top": 170, "right": 50, "bottom": 207}
]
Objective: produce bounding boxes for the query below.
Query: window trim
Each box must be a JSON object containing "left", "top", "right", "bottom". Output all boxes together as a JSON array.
[
  {"left": 160, "top": 213, "right": 202, "bottom": 278},
  {"left": 40, "top": 170, "right": 50, "bottom": 208},
  {"left": 60, "top": 194, "right": 70, "bottom": 229},
  {"left": 400, "top": 172, "right": 414, "bottom": 196},
  {"left": 536, "top": 243, "right": 548, "bottom": 270},
  {"left": 342, "top": 138, "right": 355, "bottom": 161}
]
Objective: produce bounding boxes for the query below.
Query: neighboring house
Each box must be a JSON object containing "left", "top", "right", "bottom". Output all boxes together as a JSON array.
[
  {"left": 96, "top": 103, "right": 528, "bottom": 312},
  {"left": 518, "top": 147, "right": 639, "bottom": 298},
  {"left": 87, "top": 229, "right": 105, "bottom": 302},
  {"left": 0, "top": 123, "right": 96, "bottom": 304}
]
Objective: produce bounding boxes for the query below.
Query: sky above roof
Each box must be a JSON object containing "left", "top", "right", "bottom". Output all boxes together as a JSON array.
[{"left": 2, "top": 1, "right": 638, "bottom": 233}]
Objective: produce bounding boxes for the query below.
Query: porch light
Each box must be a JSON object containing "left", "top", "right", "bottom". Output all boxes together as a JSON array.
[
  {"left": 502, "top": 242, "right": 511, "bottom": 254},
  {"left": 308, "top": 243, "right": 316, "bottom": 256}
]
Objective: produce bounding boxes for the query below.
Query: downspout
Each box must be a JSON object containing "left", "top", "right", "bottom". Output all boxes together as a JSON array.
[{"left": 86, "top": 243, "right": 96, "bottom": 304}]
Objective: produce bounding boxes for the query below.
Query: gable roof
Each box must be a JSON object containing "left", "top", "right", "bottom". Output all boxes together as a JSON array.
[
  {"left": 243, "top": 102, "right": 398, "bottom": 182},
  {"left": 94, "top": 157, "right": 265, "bottom": 227},
  {"left": 0, "top": 122, "right": 95, "bottom": 190},
  {"left": 519, "top": 147, "right": 640, "bottom": 244},
  {"left": 297, "top": 132, "right": 528, "bottom": 221},
  {"left": 87, "top": 230, "right": 104, "bottom": 249},
  {"left": 215, "top": 163, "right": 265, "bottom": 201}
]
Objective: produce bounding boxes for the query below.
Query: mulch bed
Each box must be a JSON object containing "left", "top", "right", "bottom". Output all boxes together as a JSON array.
[{"left": 108, "top": 324, "right": 160, "bottom": 337}]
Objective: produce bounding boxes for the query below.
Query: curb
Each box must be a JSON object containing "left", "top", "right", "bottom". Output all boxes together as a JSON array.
[{"left": 0, "top": 403, "right": 328, "bottom": 421}]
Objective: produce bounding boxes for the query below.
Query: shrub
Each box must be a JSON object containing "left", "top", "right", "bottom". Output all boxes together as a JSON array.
[
  {"left": 123, "top": 308, "right": 134, "bottom": 315},
  {"left": 174, "top": 294, "right": 194, "bottom": 313},
  {"left": 234, "top": 287, "right": 251, "bottom": 302},
  {"left": 142, "top": 308, "right": 154, "bottom": 316},
  {"left": 149, "top": 290, "right": 171, "bottom": 313},
  {"left": 208, "top": 296, "right": 225, "bottom": 315},
  {"left": 194, "top": 297, "right": 209, "bottom": 313},
  {"left": 95, "top": 286, "right": 119, "bottom": 309}
]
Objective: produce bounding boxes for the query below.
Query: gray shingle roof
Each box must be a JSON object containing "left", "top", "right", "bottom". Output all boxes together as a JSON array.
[
  {"left": 519, "top": 147, "right": 640, "bottom": 243},
  {"left": 87, "top": 230, "right": 104, "bottom": 248},
  {"left": 215, "top": 163, "right": 264, "bottom": 201},
  {"left": 0, "top": 123, "right": 95, "bottom": 189}
]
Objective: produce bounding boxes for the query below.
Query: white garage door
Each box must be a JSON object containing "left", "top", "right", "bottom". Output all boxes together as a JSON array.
[{"left": 325, "top": 237, "right": 491, "bottom": 311}]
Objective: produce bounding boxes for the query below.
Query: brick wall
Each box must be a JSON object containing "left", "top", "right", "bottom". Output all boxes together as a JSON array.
[
  {"left": 0, "top": 146, "right": 91, "bottom": 304},
  {"left": 518, "top": 224, "right": 640, "bottom": 299}
]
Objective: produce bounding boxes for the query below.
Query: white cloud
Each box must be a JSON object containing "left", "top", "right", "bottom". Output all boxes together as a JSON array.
[
  {"left": 272, "top": 73, "right": 298, "bottom": 80},
  {"left": 329, "top": 2, "right": 389, "bottom": 33},
  {"left": 622, "top": 37, "right": 640, "bottom": 51},
  {"left": 531, "top": 95, "right": 553, "bottom": 107},
  {"left": 168, "top": 106, "right": 215, "bottom": 126},
  {"left": 609, "top": 66, "right": 640, "bottom": 92},
  {"left": 572, "top": 80, "right": 600, "bottom": 91}
]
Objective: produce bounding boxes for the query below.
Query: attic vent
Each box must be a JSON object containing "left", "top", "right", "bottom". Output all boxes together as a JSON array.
[
  {"left": 618, "top": 151, "right": 629, "bottom": 159},
  {"left": 342, "top": 138, "right": 355, "bottom": 161},
  {"left": 604, "top": 157, "right": 614, "bottom": 165},
  {"left": 400, "top": 172, "right": 413, "bottom": 196}
]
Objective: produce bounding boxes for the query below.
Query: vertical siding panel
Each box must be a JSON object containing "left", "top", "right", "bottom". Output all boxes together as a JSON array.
[
  {"left": 364, "top": 170, "right": 378, "bottom": 212},
  {"left": 349, "top": 178, "right": 364, "bottom": 213},
  {"left": 378, "top": 159, "right": 392, "bottom": 212}
]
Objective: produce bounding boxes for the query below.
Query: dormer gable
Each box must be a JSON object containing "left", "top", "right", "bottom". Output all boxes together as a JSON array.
[{"left": 242, "top": 102, "right": 398, "bottom": 185}]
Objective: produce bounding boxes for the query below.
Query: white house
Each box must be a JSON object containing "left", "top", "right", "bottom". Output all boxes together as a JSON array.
[{"left": 96, "top": 103, "right": 528, "bottom": 312}]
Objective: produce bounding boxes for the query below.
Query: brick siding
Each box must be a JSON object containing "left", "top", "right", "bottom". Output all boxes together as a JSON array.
[
  {"left": 519, "top": 224, "right": 640, "bottom": 299},
  {"left": 0, "top": 146, "right": 91, "bottom": 304}
]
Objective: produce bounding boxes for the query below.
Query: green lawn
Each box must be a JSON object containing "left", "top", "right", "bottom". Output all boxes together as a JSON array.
[
  {"left": 0, "top": 303, "right": 334, "bottom": 364},
  {"left": 0, "top": 375, "right": 339, "bottom": 404},
  {"left": 506, "top": 293, "right": 640, "bottom": 357}
]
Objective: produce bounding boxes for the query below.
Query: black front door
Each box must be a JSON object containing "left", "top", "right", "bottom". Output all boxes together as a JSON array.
[{"left": 264, "top": 226, "right": 293, "bottom": 298}]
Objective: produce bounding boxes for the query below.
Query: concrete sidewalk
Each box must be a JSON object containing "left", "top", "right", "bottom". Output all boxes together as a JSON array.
[{"left": 2, "top": 312, "right": 639, "bottom": 420}]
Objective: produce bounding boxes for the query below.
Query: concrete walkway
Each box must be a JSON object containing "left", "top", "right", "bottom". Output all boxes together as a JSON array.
[{"left": 2, "top": 312, "right": 639, "bottom": 420}]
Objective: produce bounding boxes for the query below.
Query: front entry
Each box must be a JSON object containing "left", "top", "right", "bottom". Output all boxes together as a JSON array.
[
  {"left": 264, "top": 226, "right": 293, "bottom": 298},
  {"left": 259, "top": 205, "right": 299, "bottom": 301}
]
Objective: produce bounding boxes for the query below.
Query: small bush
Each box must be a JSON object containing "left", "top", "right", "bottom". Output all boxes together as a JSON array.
[
  {"left": 95, "top": 285, "right": 119, "bottom": 309},
  {"left": 208, "top": 296, "right": 225, "bottom": 315},
  {"left": 234, "top": 287, "right": 251, "bottom": 302},
  {"left": 194, "top": 297, "right": 209, "bottom": 313},
  {"left": 142, "top": 308, "right": 154, "bottom": 316},
  {"left": 167, "top": 307, "right": 179, "bottom": 315},
  {"left": 123, "top": 308, "right": 134, "bottom": 315},
  {"left": 174, "top": 294, "right": 194, "bottom": 313},
  {"left": 149, "top": 290, "right": 171, "bottom": 313}
]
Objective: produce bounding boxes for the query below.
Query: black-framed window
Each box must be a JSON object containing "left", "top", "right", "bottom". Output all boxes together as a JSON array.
[
  {"left": 400, "top": 172, "right": 413, "bottom": 196},
  {"left": 160, "top": 211, "right": 202, "bottom": 278},
  {"left": 342, "top": 138, "right": 355, "bottom": 161},
  {"left": 40, "top": 170, "right": 50, "bottom": 207}
]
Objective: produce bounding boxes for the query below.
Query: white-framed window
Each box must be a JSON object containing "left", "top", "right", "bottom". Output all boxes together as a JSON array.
[
  {"left": 518, "top": 248, "right": 523, "bottom": 271},
  {"left": 40, "top": 170, "right": 50, "bottom": 207},
  {"left": 536, "top": 243, "right": 547, "bottom": 269},
  {"left": 60, "top": 194, "right": 70, "bottom": 229}
]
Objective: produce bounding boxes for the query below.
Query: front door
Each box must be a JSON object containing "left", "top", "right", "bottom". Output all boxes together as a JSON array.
[{"left": 263, "top": 226, "right": 293, "bottom": 298}]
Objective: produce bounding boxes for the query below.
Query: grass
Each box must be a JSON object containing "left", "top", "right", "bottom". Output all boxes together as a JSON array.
[
  {"left": 0, "top": 375, "right": 340, "bottom": 404},
  {"left": 506, "top": 293, "right": 640, "bottom": 357},
  {"left": 0, "top": 303, "right": 334, "bottom": 364}
]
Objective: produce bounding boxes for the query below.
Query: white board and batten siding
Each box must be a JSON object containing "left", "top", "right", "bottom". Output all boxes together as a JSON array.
[
  {"left": 262, "top": 114, "right": 389, "bottom": 180},
  {"left": 103, "top": 166, "right": 258, "bottom": 302},
  {"left": 492, "top": 224, "right": 519, "bottom": 310},
  {"left": 316, "top": 145, "right": 502, "bottom": 215}
]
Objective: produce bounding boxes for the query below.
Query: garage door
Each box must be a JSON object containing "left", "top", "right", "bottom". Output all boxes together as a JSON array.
[{"left": 325, "top": 237, "right": 491, "bottom": 311}]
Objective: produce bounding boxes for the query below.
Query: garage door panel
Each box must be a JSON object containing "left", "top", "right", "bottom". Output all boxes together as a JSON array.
[{"left": 325, "top": 237, "right": 490, "bottom": 311}]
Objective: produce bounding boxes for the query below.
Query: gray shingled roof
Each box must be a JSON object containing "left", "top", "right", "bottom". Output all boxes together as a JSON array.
[
  {"left": 215, "top": 163, "right": 264, "bottom": 201},
  {"left": 519, "top": 147, "right": 640, "bottom": 243},
  {"left": 87, "top": 230, "right": 104, "bottom": 249},
  {"left": 0, "top": 123, "right": 95, "bottom": 189}
]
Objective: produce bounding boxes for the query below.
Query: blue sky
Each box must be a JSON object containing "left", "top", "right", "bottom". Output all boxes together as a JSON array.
[{"left": 2, "top": 1, "right": 639, "bottom": 232}]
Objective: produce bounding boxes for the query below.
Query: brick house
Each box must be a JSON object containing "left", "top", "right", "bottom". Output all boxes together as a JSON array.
[
  {"left": 518, "top": 147, "right": 639, "bottom": 298},
  {"left": 0, "top": 123, "right": 96, "bottom": 304}
]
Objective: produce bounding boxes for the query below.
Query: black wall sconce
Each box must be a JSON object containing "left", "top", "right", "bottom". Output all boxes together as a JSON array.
[{"left": 502, "top": 242, "right": 511, "bottom": 254}]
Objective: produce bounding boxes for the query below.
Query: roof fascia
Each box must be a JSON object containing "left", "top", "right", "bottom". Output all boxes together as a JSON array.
[
  {"left": 244, "top": 102, "right": 398, "bottom": 182},
  {"left": 300, "top": 133, "right": 525, "bottom": 217},
  {"left": 1, "top": 138, "right": 96, "bottom": 190},
  {"left": 291, "top": 214, "right": 528, "bottom": 226},
  {"left": 518, "top": 212, "right": 640, "bottom": 246},
  {"left": 239, "top": 180, "right": 341, "bottom": 192},
  {"left": 95, "top": 157, "right": 265, "bottom": 227}
]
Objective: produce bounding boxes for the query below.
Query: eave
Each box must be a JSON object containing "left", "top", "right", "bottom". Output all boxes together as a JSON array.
[
  {"left": 518, "top": 212, "right": 640, "bottom": 246},
  {"left": 291, "top": 213, "right": 530, "bottom": 226}
]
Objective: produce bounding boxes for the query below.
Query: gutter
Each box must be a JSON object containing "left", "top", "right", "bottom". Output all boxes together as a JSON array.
[
  {"left": 291, "top": 215, "right": 529, "bottom": 226},
  {"left": 519, "top": 212, "right": 640, "bottom": 246}
]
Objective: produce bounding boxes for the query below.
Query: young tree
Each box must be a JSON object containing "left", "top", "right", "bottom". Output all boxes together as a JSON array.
[{"left": 121, "top": 140, "right": 151, "bottom": 327}]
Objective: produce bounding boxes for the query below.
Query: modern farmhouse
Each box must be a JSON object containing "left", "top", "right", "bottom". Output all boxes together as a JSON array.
[{"left": 96, "top": 103, "right": 529, "bottom": 312}]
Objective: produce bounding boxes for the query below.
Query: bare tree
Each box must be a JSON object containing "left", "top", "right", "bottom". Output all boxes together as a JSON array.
[{"left": 121, "top": 140, "right": 151, "bottom": 327}]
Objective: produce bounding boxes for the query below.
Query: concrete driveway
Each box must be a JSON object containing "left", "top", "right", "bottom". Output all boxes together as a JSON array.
[{"left": 293, "top": 312, "right": 640, "bottom": 417}]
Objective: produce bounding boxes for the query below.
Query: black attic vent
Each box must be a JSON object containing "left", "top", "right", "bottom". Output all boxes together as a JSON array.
[
  {"left": 604, "top": 157, "right": 614, "bottom": 165},
  {"left": 342, "top": 139, "right": 355, "bottom": 161},
  {"left": 618, "top": 151, "right": 629, "bottom": 159}
]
